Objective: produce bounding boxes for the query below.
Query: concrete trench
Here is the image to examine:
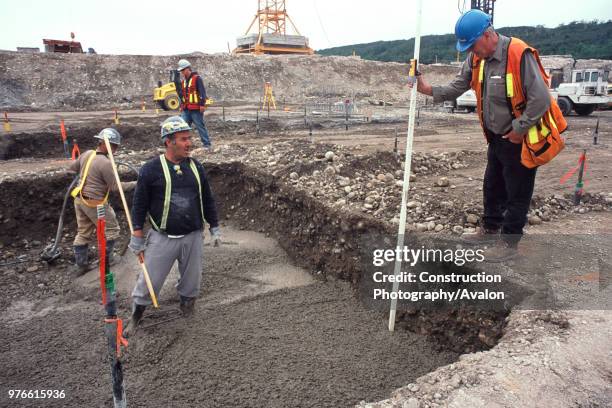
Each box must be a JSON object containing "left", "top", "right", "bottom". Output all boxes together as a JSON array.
[{"left": 0, "top": 132, "right": 513, "bottom": 407}]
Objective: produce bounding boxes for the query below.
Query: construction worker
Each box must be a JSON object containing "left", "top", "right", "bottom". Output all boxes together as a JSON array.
[
  {"left": 68, "top": 128, "right": 135, "bottom": 275},
  {"left": 175, "top": 59, "right": 212, "bottom": 149},
  {"left": 409, "top": 10, "right": 558, "bottom": 262},
  {"left": 124, "top": 116, "right": 221, "bottom": 337}
]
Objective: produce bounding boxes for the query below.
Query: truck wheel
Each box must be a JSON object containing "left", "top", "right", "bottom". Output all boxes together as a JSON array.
[
  {"left": 574, "top": 104, "right": 595, "bottom": 116},
  {"left": 557, "top": 97, "right": 572, "bottom": 116},
  {"left": 467, "top": 107, "right": 476, "bottom": 113},
  {"left": 163, "top": 94, "right": 180, "bottom": 111}
]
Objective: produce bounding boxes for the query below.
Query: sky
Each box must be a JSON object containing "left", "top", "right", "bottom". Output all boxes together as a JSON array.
[{"left": 1, "top": 0, "right": 610, "bottom": 55}]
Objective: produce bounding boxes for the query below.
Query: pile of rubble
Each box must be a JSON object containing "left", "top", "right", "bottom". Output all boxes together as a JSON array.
[
  {"left": 205, "top": 141, "right": 612, "bottom": 235},
  {"left": 0, "top": 51, "right": 456, "bottom": 111}
]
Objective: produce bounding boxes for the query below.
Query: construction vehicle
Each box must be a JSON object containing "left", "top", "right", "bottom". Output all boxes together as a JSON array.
[
  {"left": 153, "top": 70, "right": 213, "bottom": 111},
  {"left": 555, "top": 68, "right": 610, "bottom": 116},
  {"left": 444, "top": 90, "right": 476, "bottom": 112},
  {"left": 154, "top": 70, "right": 181, "bottom": 111}
]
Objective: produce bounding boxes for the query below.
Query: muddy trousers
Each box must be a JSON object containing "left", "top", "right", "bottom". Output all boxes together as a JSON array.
[
  {"left": 131, "top": 229, "right": 203, "bottom": 306},
  {"left": 73, "top": 197, "right": 120, "bottom": 246},
  {"left": 482, "top": 135, "right": 537, "bottom": 245}
]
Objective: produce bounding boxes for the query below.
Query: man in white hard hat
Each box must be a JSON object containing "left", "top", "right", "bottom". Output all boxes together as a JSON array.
[
  {"left": 175, "top": 59, "right": 212, "bottom": 149},
  {"left": 68, "top": 128, "right": 135, "bottom": 276},
  {"left": 124, "top": 116, "right": 221, "bottom": 337}
]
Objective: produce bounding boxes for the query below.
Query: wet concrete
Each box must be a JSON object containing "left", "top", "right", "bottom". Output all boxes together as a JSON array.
[{"left": 0, "top": 225, "right": 459, "bottom": 407}]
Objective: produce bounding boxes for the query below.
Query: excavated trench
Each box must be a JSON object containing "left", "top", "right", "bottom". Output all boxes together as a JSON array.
[
  {"left": 0, "top": 116, "right": 285, "bottom": 160},
  {"left": 0, "top": 136, "right": 510, "bottom": 406}
]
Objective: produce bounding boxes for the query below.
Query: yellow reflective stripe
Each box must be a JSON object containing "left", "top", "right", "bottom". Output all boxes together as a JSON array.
[
  {"left": 528, "top": 126, "right": 539, "bottom": 144},
  {"left": 548, "top": 112, "right": 558, "bottom": 132},
  {"left": 149, "top": 214, "right": 160, "bottom": 231},
  {"left": 155, "top": 156, "right": 204, "bottom": 231},
  {"left": 189, "top": 159, "right": 205, "bottom": 223},
  {"left": 506, "top": 73, "right": 514, "bottom": 98},
  {"left": 540, "top": 119, "right": 550, "bottom": 137},
  {"left": 71, "top": 150, "right": 96, "bottom": 198},
  {"left": 478, "top": 60, "right": 485, "bottom": 82},
  {"left": 159, "top": 155, "right": 172, "bottom": 231},
  {"left": 71, "top": 151, "right": 109, "bottom": 206}
]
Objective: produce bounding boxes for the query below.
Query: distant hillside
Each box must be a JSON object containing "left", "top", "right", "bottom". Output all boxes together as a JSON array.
[{"left": 318, "top": 21, "right": 612, "bottom": 63}]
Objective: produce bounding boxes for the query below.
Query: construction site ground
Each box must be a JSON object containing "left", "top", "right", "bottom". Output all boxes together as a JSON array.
[{"left": 1, "top": 105, "right": 611, "bottom": 407}]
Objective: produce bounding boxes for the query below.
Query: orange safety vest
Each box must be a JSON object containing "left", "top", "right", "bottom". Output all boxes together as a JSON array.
[
  {"left": 470, "top": 37, "right": 567, "bottom": 168},
  {"left": 181, "top": 73, "right": 202, "bottom": 110}
]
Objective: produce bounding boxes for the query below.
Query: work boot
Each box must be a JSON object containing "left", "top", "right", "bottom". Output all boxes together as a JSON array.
[
  {"left": 482, "top": 240, "right": 519, "bottom": 263},
  {"left": 123, "top": 304, "right": 146, "bottom": 338},
  {"left": 72, "top": 244, "right": 89, "bottom": 277},
  {"left": 460, "top": 227, "right": 500, "bottom": 246},
  {"left": 180, "top": 296, "right": 196, "bottom": 317}
]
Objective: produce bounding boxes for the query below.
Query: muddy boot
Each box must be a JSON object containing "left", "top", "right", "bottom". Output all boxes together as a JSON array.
[
  {"left": 483, "top": 240, "right": 519, "bottom": 263},
  {"left": 106, "top": 240, "right": 117, "bottom": 267},
  {"left": 180, "top": 296, "right": 196, "bottom": 317},
  {"left": 72, "top": 244, "right": 89, "bottom": 277},
  {"left": 123, "top": 304, "right": 146, "bottom": 338},
  {"left": 460, "top": 227, "right": 500, "bottom": 246}
]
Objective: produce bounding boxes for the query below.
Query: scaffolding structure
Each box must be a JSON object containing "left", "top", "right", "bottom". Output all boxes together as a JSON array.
[
  {"left": 471, "top": 0, "right": 496, "bottom": 24},
  {"left": 234, "top": 0, "right": 314, "bottom": 55}
]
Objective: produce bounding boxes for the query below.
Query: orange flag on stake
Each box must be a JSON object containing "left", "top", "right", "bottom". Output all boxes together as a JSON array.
[
  {"left": 60, "top": 119, "right": 70, "bottom": 158},
  {"left": 3, "top": 112, "right": 11, "bottom": 132},
  {"left": 71, "top": 139, "right": 81, "bottom": 160},
  {"left": 60, "top": 119, "right": 67, "bottom": 142}
]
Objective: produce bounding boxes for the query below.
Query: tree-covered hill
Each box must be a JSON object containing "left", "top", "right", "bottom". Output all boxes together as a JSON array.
[{"left": 318, "top": 21, "right": 612, "bottom": 63}]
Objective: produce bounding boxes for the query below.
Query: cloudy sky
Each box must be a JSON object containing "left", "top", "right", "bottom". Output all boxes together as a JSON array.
[{"left": 1, "top": 0, "right": 610, "bottom": 55}]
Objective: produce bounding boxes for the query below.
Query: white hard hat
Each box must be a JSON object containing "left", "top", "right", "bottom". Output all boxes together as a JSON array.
[
  {"left": 161, "top": 116, "right": 191, "bottom": 139},
  {"left": 177, "top": 59, "right": 191, "bottom": 71},
  {"left": 94, "top": 128, "right": 122, "bottom": 145}
]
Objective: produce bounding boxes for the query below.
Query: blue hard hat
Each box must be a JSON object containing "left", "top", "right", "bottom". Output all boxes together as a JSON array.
[{"left": 455, "top": 9, "right": 492, "bottom": 52}]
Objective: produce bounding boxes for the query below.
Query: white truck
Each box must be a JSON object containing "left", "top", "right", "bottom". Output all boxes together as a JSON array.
[
  {"left": 555, "top": 68, "right": 610, "bottom": 116},
  {"left": 444, "top": 90, "right": 476, "bottom": 113},
  {"left": 445, "top": 68, "right": 610, "bottom": 117}
]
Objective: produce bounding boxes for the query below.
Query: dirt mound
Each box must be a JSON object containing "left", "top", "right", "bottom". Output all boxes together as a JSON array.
[{"left": 0, "top": 51, "right": 460, "bottom": 112}]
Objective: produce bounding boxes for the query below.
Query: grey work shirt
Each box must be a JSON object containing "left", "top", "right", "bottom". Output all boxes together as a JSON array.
[{"left": 432, "top": 34, "right": 551, "bottom": 136}]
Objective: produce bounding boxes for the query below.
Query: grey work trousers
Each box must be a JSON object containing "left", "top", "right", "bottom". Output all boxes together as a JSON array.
[{"left": 132, "top": 229, "right": 203, "bottom": 306}]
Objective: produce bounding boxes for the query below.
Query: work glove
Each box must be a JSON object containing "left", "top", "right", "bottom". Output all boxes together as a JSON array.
[
  {"left": 210, "top": 226, "right": 221, "bottom": 247},
  {"left": 128, "top": 234, "right": 146, "bottom": 256}
]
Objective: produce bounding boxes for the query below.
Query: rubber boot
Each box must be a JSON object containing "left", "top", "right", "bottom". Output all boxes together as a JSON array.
[
  {"left": 73, "top": 244, "right": 89, "bottom": 277},
  {"left": 123, "top": 304, "right": 146, "bottom": 338},
  {"left": 106, "top": 239, "right": 117, "bottom": 267},
  {"left": 180, "top": 296, "right": 196, "bottom": 317}
]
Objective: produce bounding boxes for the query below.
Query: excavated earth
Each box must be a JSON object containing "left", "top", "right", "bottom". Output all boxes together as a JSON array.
[{"left": 1, "top": 51, "right": 611, "bottom": 407}]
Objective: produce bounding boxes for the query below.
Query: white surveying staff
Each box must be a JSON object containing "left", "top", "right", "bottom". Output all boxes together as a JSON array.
[
  {"left": 103, "top": 135, "right": 159, "bottom": 308},
  {"left": 389, "top": 0, "right": 423, "bottom": 332}
]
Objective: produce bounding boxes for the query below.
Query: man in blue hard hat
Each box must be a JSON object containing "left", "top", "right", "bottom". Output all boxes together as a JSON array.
[{"left": 409, "top": 9, "right": 552, "bottom": 262}]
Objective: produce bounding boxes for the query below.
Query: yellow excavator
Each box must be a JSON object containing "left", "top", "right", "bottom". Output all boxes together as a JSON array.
[{"left": 153, "top": 70, "right": 213, "bottom": 110}]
